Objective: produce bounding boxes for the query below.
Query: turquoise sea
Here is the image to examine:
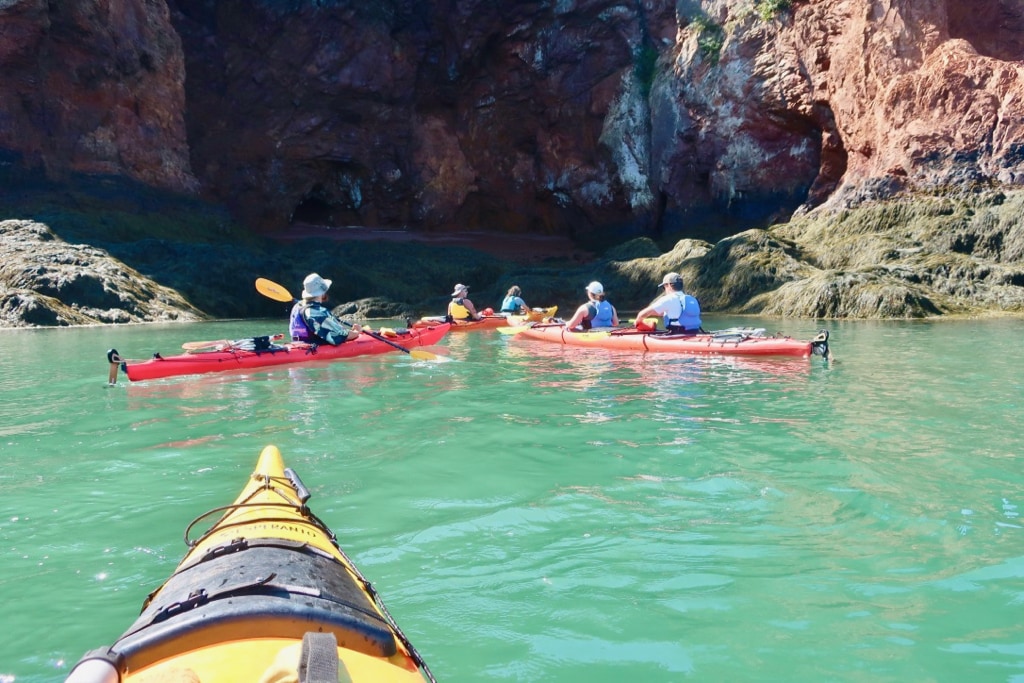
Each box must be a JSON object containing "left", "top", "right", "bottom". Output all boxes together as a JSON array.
[{"left": 1, "top": 316, "right": 1022, "bottom": 682}]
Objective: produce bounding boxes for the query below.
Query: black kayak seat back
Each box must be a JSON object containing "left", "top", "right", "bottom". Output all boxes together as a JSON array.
[{"left": 110, "top": 542, "right": 397, "bottom": 670}]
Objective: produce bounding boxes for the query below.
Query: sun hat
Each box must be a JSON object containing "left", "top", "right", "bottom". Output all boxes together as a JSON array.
[
  {"left": 659, "top": 272, "right": 683, "bottom": 288},
  {"left": 301, "top": 273, "right": 332, "bottom": 298},
  {"left": 451, "top": 283, "right": 469, "bottom": 296},
  {"left": 585, "top": 281, "right": 604, "bottom": 295}
]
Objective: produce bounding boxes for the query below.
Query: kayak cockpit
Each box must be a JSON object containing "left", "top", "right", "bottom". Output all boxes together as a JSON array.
[{"left": 112, "top": 539, "right": 399, "bottom": 671}]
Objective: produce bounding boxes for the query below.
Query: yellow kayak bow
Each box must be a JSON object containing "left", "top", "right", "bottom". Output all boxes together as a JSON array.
[{"left": 66, "top": 445, "right": 434, "bottom": 683}]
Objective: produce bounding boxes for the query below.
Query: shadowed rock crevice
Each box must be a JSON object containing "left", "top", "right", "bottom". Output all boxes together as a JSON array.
[
  {"left": 291, "top": 193, "right": 335, "bottom": 226},
  {"left": 804, "top": 102, "right": 848, "bottom": 209},
  {"left": 947, "top": 0, "right": 1024, "bottom": 62}
]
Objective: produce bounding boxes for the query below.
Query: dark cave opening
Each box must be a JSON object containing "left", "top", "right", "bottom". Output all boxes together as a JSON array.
[{"left": 291, "top": 196, "right": 335, "bottom": 225}]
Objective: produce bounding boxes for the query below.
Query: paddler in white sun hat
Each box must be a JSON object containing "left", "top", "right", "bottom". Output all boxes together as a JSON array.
[{"left": 289, "top": 273, "right": 362, "bottom": 344}]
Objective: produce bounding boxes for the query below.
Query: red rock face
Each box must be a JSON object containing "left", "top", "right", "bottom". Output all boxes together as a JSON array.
[
  {"left": 0, "top": 0, "right": 195, "bottom": 191},
  {"left": 167, "top": 0, "right": 676, "bottom": 241},
  {"left": 664, "top": 0, "right": 1024, "bottom": 236},
  {"left": 1, "top": 0, "right": 1022, "bottom": 246},
  {"left": 788, "top": 0, "right": 1024, "bottom": 209}
]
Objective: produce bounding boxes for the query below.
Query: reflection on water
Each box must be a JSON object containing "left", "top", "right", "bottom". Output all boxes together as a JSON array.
[{"left": 501, "top": 334, "right": 815, "bottom": 380}]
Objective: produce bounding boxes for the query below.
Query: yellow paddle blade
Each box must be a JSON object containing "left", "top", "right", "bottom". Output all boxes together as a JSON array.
[
  {"left": 409, "top": 348, "right": 439, "bottom": 361},
  {"left": 255, "top": 278, "right": 295, "bottom": 302},
  {"left": 496, "top": 325, "right": 531, "bottom": 335}
]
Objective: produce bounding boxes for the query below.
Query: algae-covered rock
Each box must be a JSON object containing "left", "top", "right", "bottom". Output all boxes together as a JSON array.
[
  {"left": 744, "top": 270, "right": 946, "bottom": 319},
  {"left": 0, "top": 220, "right": 205, "bottom": 327},
  {"left": 3, "top": 188, "right": 1024, "bottom": 326}
]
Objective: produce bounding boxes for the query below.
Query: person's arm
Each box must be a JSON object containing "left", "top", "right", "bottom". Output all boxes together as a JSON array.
[
  {"left": 634, "top": 304, "right": 657, "bottom": 323},
  {"left": 610, "top": 305, "right": 619, "bottom": 327},
  {"left": 465, "top": 299, "right": 482, "bottom": 320},
  {"left": 564, "top": 303, "right": 588, "bottom": 329},
  {"left": 306, "top": 306, "right": 361, "bottom": 345},
  {"left": 635, "top": 294, "right": 669, "bottom": 326},
  {"left": 322, "top": 314, "right": 354, "bottom": 344},
  {"left": 303, "top": 306, "right": 342, "bottom": 345}
]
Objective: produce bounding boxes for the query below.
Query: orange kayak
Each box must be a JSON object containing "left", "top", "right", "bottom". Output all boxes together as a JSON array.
[
  {"left": 515, "top": 324, "right": 831, "bottom": 358},
  {"left": 412, "top": 306, "right": 556, "bottom": 332}
]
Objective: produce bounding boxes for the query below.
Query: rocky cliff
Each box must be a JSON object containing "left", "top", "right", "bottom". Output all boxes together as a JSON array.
[
  {"left": 2, "top": 0, "right": 1021, "bottom": 242},
  {"left": 0, "top": 0, "right": 1023, "bottom": 326},
  {"left": 167, "top": 0, "right": 1024, "bottom": 243},
  {"left": 0, "top": 0, "right": 195, "bottom": 191}
]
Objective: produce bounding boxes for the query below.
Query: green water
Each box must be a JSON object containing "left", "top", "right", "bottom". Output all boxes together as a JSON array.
[{"left": 1, "top": 318, "right": 1022, "bottom": 682}]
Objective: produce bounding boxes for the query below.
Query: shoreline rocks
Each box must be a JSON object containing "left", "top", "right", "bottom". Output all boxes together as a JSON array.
[{"left": 3, "top": 189, "right": 1023, "bottom": 328}]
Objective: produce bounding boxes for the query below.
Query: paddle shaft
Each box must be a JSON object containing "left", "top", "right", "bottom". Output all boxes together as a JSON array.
[{"left": 336, "top": 318, "right": 419, "bottom": 356}]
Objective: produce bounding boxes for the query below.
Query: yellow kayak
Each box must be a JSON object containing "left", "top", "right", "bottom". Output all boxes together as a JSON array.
[
  {"left": 507, "top": 306, "right": 557, "bottom": 326},
  {"left": 65, "top": 445, "right": 434, "bottom": 683}
]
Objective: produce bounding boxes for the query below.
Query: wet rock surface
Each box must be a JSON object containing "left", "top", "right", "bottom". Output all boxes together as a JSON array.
[
  {"left": 3, "top": 189, "right": 1022, "bottom": 328},
  {"left": 0, "top": 220, "right": 204, "bottom": 327}
]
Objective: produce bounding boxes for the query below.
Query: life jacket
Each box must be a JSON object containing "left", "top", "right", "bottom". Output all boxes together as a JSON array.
[
  {"left": 500, "top": 295, "right": 525, "bottom": 314},
  {"left": 448, "top": 298, "right": 473, "bottom": 321},
  {"left": 289, "top": 301, "right": 312, "bottom": 341},
  {"left": 647, "top": 292, "right": 701, "bottom": 333},
  {"left": 587, "top": 300, "right": 615, "bottom": 328},
  {"left": 668, "top": 293, "right": 702, "bottom": 332},
  {"left": 291, "top": 301, "right": 349, "bottom": 345}
]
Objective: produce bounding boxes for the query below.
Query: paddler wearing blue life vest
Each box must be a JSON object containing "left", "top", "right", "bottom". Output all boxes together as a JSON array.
[
  {"left": 499, "top": 285, "right": 528, "bottom": 314},
  {"left": 565, "top": 280, "right": 619, "bottom": 330},
  {"left": 289, "top": 273, "right": 362, "bottom": 345},
  {"left": 448, "top": 283, "right": 482, "bottom": 321},
  {"left": 634, "top": 272, "right": 703, "bottom": 333}
]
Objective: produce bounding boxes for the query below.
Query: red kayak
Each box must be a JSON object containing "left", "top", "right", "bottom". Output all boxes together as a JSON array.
[
  {"left": 115, "top": 324, "right": 450, "bottom": 382},
  {"left": 514, "top": 324, "right": 830, "bottom": 359}
]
